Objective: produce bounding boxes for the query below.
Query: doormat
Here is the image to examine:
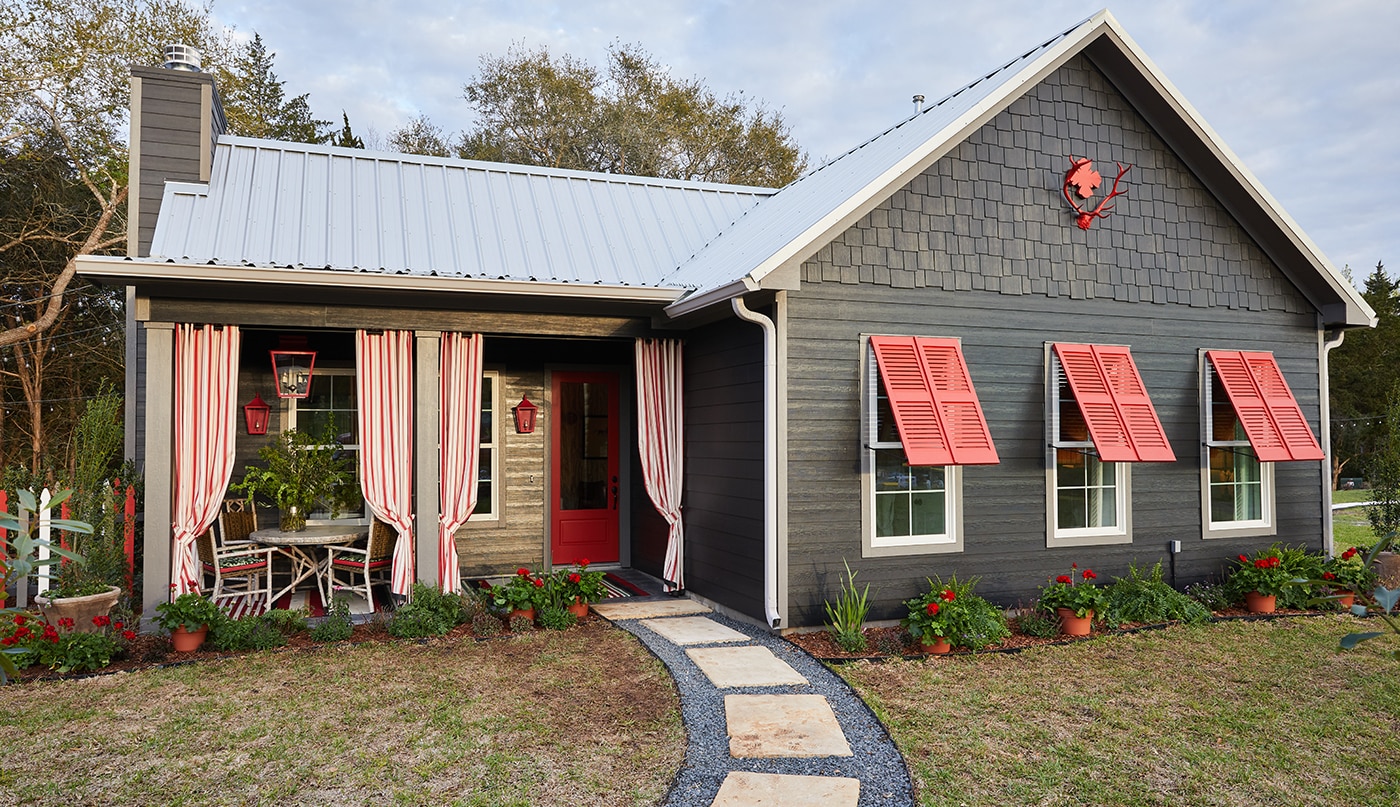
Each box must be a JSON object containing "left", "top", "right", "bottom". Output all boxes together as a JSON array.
[{"left": 601, "top": 573, "right": 650, "bottom": 598}]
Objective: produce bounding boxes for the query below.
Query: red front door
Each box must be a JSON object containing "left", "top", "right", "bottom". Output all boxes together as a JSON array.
[{"left": 550, "top": 371, "right": 620, "bottom": 565}]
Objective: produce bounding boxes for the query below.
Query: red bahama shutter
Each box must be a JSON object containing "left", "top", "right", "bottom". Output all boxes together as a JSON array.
[
  {"left": 870, "top": 335, "right": 999, "bottom": 466},
  {"left": 1052, "top": 343, "right": 1175, "bottom": 463},
  {"left": 1205, "top": 350, "right": 1324, "bottom": 462}
]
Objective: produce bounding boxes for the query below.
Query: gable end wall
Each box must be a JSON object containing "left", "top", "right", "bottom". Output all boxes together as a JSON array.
[{"left": 784, "top": 55, "right": 1325, "bottom": 627}]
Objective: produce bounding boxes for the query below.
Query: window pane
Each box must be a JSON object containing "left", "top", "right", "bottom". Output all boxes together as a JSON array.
[
  {"left": 1057, "top": 485, "right": 1085, "bottom": 530},
  {"left": 306, "top": 375, "right": 334, "bottom": 410},
  {"left": 1210, "top": 445, "right": 1262, "bottom": 523},
  {"left": 559, "top": 381, "right": 608, "bottom": 510},
  {"left": 1056, "top": 448, "right": 1087, "bottom": 487},
  {"left": 875, "top": 490, "right": 909, "bottom": 537},
  {"left": 908, "top": 464, "right": 942, "bottom": 492},
  {"left": 876, "top": 450, "right": 910, "bottom": 492},
  {"left": 476, "top": 478, "right": 492, "bottom": 516},
  {"left": 1058, "top": 381, "right": 1089, "bottom": 442},
  {"left": 910, "top": 490, "right": 946, "bottom": 536}
]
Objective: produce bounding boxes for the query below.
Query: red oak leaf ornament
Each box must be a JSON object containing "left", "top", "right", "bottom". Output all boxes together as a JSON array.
[{"left": 1063, "top": 156, "right": 1131, "bottom": 229}]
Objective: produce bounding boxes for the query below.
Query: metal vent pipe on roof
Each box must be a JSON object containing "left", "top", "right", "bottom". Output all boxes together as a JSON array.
[
  {"left": 913, "top": 94, "right": 925, "bottom": 113},
  {"left": 163, "top": 44, "right": 202, "bottom": 72}
]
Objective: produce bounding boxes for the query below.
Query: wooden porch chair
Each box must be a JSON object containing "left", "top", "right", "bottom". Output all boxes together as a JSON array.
[
  {"left": 196, "top": 510, "right": 275, "bottom": 608},
  {"left": 218, "top": 498, "right": 258, "bottom": 545},
  {"left": 324, "top": 518, "right": 397, "bottom": 612}
]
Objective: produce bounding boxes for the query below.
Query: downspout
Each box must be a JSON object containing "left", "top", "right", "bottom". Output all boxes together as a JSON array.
[
  {"left": 732, "top": 297, "right": 781, "bottom": 629},
  {"left": 1320, "top": 328, "right": 1345, "bottom": 556}
]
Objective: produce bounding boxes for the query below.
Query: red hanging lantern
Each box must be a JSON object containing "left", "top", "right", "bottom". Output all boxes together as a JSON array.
[
  {"left": 512, "top": 396, "right": 538, "bottom": 434},
  {"left": 242, "top": 393, "right": 271, "bottom": 435},
  {"left": 270, "top": 336, "right": 316, "bottom": 399}
]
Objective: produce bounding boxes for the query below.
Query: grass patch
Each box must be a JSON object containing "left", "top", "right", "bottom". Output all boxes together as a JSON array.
[
  {"left": 840, "top": 616, "right": 1400, "bottom": 806},
  {"left": 1332, "top": 488, "right": 1374, "bottom": 505},
  {"left": 0, "top": 622, "right": 682, "bottom": 806}
]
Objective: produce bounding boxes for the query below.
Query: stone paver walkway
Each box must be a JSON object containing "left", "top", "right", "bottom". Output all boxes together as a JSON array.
[{"left": 594, "top": 598, "right": 913, "bottom": 806}]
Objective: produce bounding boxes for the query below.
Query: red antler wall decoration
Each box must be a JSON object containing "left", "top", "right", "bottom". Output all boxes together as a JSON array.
[{"left": 1063, "top": 157, "right": 1131, "bottom": 230}]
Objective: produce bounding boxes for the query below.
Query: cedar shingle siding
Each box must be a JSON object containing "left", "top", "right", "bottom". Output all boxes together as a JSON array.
[{"left": 785, "top": 55, "right": 1323, "bottom": 627}]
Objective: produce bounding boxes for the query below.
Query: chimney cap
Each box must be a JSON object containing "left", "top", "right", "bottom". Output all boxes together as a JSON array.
[
  {"left": 912, "top": 94, "right": 926, "bottom": 113},
  {"left": 163, "top": 44, "right": 202, "bottom": 72}
]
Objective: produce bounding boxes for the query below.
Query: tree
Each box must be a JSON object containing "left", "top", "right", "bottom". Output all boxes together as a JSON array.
[
  {"left": 218, "top": 32, "right": 332, "bottom": 143},
  {"left": 330, "top": 111, "right": 364, "bottom": 149},
  {"left": 455, "top": 43, "right": 807, "bottom": 186},
  {"left": 386, "top": 114, "right": 452, "bottom": 158},
  {"left": 1330, "top": 261, "right": 1397, "bottom": 487},
  {"left": 0, "top": 0, "right": 224, "bottom": 351}
]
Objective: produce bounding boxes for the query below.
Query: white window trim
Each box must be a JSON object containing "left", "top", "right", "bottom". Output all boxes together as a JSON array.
[
  {"left": 859, "top": 334, "right": 963, "bottom": 558},
  {"left": 1045, "top": 344, "right": 1132, "bottom": 547},
  {"left": 467, "top": 369, "right": 501, "bottom": 522},
  {"left": 1199, "top": 352, "right": 1275, "bottom": 538},
  {"left": 287, "top": 367, "right": 368, "bottom": 526}
]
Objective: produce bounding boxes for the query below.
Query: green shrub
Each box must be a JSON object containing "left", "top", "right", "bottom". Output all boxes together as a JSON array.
[
  {"left": 1016, "top": 608, "right": 1061, "bottom": 638},
  {"left": 208, "top": 611, "right": 288, "bottom": 652},
  {"left": 507, "top": 613, "right": 534, "bottom": 633},
  {"left": 470, "top": 612, "right": 502, "bottom": 637},
  {"left": 824, "top": 560, "right": 870, "bottom": 653},
  {"left": 537, "top": 605, "right": 576, "bottom": 631},
  {"left": 310, "top": 597, "right": 354, "bottom": 642},
  {"left": 1100, "top": 563, "right": 1211, "bottom": 627},
  {"left": 386, "top": 583, "right": 468, "bottom": 638},
  {"left": 1272, "top": 543, "right": 1325, "bottom": 609},
  {"left": 1186, "top": 580, "right": 1233, "bottom": 611},
  {"left": 902, "top": 574, "right": 1010, "bottom": 651},
  {"left": 261, "top": 608, "right": 309, "bottom": 635}
]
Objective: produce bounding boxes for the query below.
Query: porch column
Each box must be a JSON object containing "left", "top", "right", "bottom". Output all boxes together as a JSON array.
[
  {"left": 141, "top": 322, "right": 175, "bottom": 625},
  {"left": 414, "top": 331, "right": 441, "bottom": 588}
]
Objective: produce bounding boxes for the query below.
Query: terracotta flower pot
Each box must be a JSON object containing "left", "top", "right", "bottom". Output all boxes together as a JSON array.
[
  {"left": 1335, "top": 590, "right": 1356, "bottom": 608},
  {"left": 35, "top": 586, "right": 122, "bottom": 634},
  {"left": 921, "top": 638, "right": 952, "bottom": 655},
  {"left": 1056, "top": 607, "right": 1093, "bottom": 636},
  {"left": 1244, "top": 591, "right": 1276, "bottom": 613},
  {"left": 509, "top": 607, "right": 536, "bottom": 623},
  {"left": 170, "top": 624, "right": 209, "bottom": 652},
  {"left": 566, "top": 598, "right": 589, "bottom": 619}
]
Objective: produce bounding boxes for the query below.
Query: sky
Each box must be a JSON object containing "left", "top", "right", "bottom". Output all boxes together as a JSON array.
[{"left": 206, "top": 0, "right": 1399, "bottom": 282}]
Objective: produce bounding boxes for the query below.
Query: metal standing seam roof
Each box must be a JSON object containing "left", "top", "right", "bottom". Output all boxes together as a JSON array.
[{"left": 149, "top": 136, "right": 774, "bottom": 289}]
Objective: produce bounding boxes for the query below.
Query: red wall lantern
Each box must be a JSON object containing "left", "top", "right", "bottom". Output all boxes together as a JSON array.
[
  {"left": 270, "top": 336, "right": 316, "bottom": 399},
  {"left": 512, "top": 396, "right": 538, "bottom": 434},
  {"left": 243, "top": 393, "right": 271, "bottom": 435}
]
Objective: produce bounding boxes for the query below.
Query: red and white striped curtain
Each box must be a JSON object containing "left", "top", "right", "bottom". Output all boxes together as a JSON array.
[
  {"left": 171, "top": 324, "right": 241, "bottom": 597},
  {"left": 635, "top": 337, "right": 685, "bottom": 591},
  {"left": 438, "top": 332, "right": 483, "bottom": 593},
  {"left": 356, "top": 330, "right": 416, "bottom": 597}
]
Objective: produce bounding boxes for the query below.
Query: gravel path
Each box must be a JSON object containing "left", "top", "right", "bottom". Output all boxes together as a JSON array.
[{"left": 606, "top": 608, "right": 915, "bottom": 806}]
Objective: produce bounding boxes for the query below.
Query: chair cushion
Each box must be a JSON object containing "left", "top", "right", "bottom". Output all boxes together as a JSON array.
[
  {"left": 331, "top": 557, "right": 392, "bottom": 570},
  {"left": 204, "top": 553, "right": 269, "bottom": 574}
]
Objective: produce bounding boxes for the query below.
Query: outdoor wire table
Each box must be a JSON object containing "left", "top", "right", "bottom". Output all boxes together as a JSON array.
[{"left": 250, "top": 525, "right": 369, "bottom": 605}]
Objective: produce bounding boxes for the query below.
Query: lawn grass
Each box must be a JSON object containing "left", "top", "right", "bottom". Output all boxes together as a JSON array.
[
  {"left": 1331, "top": 488, "right": 1374, "bottom": 505},
  {"left": 840, "top": 616, "right": 1400, "bottom": 807},
  {"left": 0, "top": 622, "right": 683, "bottom": 806}
]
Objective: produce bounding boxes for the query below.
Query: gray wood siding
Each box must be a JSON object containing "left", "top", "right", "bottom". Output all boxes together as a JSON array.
[
  {"left": 684, "top": 318, "right": 766, "bottom": 619},
  {"left": 131, "top": 66, "right": 218, "bottom": 258},
  {"left": 783, "top": 55, "right": 1327, "bottom": 627}
]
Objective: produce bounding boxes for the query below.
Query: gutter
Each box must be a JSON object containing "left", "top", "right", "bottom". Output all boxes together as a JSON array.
[
  {"left": 731, "top": 297, "right": 781, "bottom": 629},
  {"left": 1320, "top": 328, "right": 1346, "bottom": 556},
  {"left": 75, "top": 256, "right": 687, "bottom": 305},
  {"left": 665, "top": 277, "right": 758, "bottom": 319}
]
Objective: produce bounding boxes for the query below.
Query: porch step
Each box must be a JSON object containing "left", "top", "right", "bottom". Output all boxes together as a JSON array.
[{"left": 589, "top": 598, "right": 710, "bottom": 620}]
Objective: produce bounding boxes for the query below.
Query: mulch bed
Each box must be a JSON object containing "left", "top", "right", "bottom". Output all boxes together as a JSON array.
[
  {"left": 8, "top": 612, "right": 600, "bottom": 684},
  {"left": 786, "top": 607, "right": 1328, "bottom": 662}
]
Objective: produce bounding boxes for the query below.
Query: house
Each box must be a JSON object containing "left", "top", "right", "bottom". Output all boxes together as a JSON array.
[{"left": 78, "top": 10, "right": 1372, "bottom": 629}]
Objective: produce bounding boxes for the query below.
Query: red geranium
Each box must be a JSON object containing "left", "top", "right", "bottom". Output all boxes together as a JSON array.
[
  {"left": 57, "top": 617, "right": 74, "bottom": 630},
  {"left": 925, "top": 602, "right": 940, "bottom": 615},
  {"left": 941, "top": 589, "right": 956, "bottom": 602},
  {"left": 1322, "top": 571, "right": 1336, "bottom": 581},
  {"left": 122, "top": 630, "right": 137, "bottom": 641},
  {"left": 1056, "top": 575, "right": 1072, "bottom": 585},
  {"left": 569, "top": 572, "right": 582, "bottom": 584},
  {"left": 92, "top": 614, "right": 111, "bottom": 628},
  {"left": 516, "top": 568, "right": 530, "bottom": 577},
  {"left": 532, "top": 577, "right": 544, "bottom": 588},
  {"left": 13, "top": 614, "right": 26, "bottom": 626},
  {"left": 578, "top": 558, "right": 590, "bottom": 567},
  {"left": 1081, "top": 569, "right": 1097, "bottom": 580}
]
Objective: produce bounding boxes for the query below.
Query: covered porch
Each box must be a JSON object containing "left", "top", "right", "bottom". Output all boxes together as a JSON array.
[{"left": 136, "top": 305, "right": 685, "bottom": 621}]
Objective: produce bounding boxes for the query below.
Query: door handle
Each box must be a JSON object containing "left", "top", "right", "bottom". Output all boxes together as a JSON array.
[{"left": 611, "top": 476, "right": 619, "bottom": 510}]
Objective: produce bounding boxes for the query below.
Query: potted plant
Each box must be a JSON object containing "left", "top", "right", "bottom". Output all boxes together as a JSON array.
[
  {"left": 1227, "top": 548, "right": 1293, "bottom": 613},
  {"left": 1321, "top": 546, "right": 1376, "bottom": 608},
  {"left": 903, "top": 574, "right": 1011, "bottom": 653},
  {"left": 1038, "top": 564, "right": 1105, "bottom": 635},
  {"left": 485, "top": 568, "right": 546, "bottom": 622},
  {"left": 154, "top": 592, "right": 224, "bottom": 651},
  {"left": 232, "top": 426, "right": 355, "bottom": 531},
  {"left": 555, "top": 559, "right": 606, "bottom": 618}
]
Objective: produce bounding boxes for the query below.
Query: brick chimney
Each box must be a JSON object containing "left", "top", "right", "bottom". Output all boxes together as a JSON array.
[{"left": 126, "top": 45, "right": 226, "bottom": 257}]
